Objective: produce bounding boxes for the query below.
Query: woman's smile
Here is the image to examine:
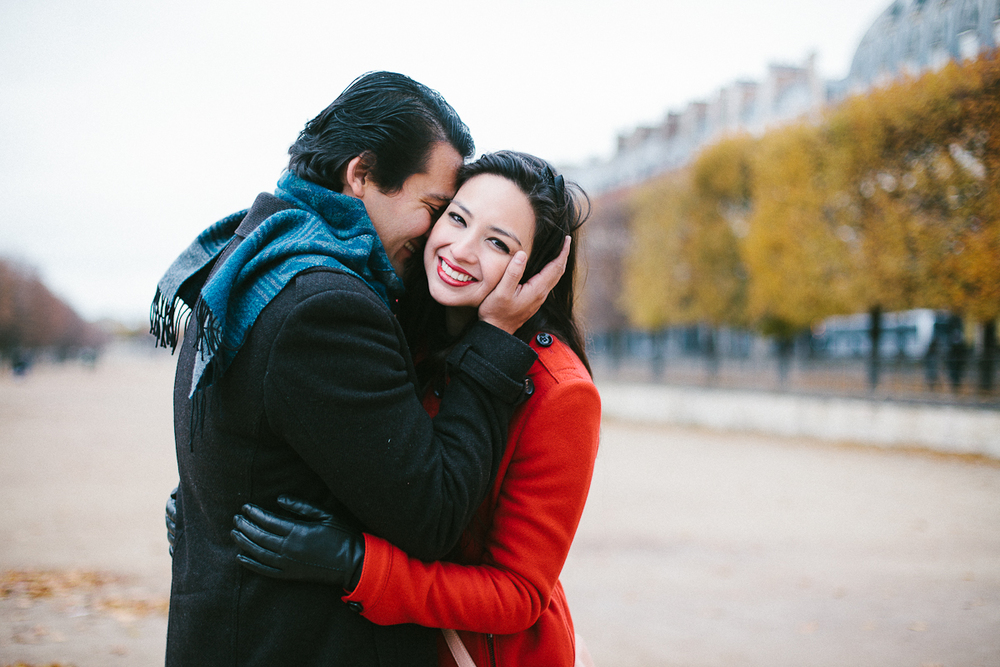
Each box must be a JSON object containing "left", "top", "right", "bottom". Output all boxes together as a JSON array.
[{"left": 437, "top": 257, "right": 478, "bottom": 285}]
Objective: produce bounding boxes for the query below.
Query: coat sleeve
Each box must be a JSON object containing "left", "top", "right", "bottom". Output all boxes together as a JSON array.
[
  {"left": 262, "top": 272, "right": 536, "bottom": 561},
  {"left": 343, "top": 372, "right": 601, "bottom": 634}
]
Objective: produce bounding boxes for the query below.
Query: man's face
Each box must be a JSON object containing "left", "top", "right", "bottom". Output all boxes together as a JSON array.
[{"left": 362, "top": 142, "right": 464, "bottom": 276}]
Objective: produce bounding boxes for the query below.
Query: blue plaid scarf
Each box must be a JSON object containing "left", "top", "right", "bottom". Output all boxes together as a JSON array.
[{"left": 151, "top": 172, "right": 403, "bottom": 397}]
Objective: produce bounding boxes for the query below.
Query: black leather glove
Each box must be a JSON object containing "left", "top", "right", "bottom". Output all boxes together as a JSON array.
[
  {"left": 232, "top": 495, "right": 365, "bottom": 591},
  {"left": 166, "top": 486, "right": 178, "bottom": 557}
]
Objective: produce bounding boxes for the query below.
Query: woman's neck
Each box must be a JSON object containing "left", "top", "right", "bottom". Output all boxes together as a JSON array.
[{"left": 444, "top": 306, "right": 476, "bottom": 337}]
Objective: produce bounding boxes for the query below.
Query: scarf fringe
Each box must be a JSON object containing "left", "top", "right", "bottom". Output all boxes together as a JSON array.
[
  {"left": 186, "top": 301, "right": 222, "bottom": 450},
  {"left": 150, "top": 287, "right": 191, "bottom": 352},
  {"left": 149, "top": 288, "right": 222, "bottom": 391},
  {"left": 191, "top": 298, "right": 223, "bottom": 362}
]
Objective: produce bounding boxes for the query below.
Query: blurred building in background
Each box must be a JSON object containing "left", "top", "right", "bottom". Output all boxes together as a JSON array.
[
  {"left": 565, "top": 0, "right": 1000, "bottom": 195},
  {"left": 572, "top": 0, "right": 1000, "bottom": 402},
  {"left": 565, "top": 54, "right": 827, "bottom": 194},
  {"left": 849, "top": 0, "right": 1000, "bottom": 90}
]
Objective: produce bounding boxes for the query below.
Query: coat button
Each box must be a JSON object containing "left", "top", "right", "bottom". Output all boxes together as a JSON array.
[
  {"left": 535, "top": 332, "right": 553, "bottom": 347},
  {"left": 523, "top": 378, "right": 535, "bottom": 397},
  {"left": 346, "top": 601, "right": 364, "bottom": 614}
]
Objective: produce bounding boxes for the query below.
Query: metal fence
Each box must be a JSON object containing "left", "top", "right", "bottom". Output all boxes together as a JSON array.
[{"left": 588, "top": 328, "right": 1000, "bottom": 409}]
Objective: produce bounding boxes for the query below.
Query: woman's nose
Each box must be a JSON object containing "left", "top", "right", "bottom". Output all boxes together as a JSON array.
[{"left": 450, "top": 234, "right": 477, "bottom": 263}]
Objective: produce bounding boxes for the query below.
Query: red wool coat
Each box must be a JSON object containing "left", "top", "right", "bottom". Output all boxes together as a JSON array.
[{"left": 343, "top": 334, "right": 601, "bottom": 666}]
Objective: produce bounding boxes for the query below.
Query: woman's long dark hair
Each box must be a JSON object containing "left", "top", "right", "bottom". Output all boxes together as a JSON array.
[{"left": 398, "top": 150, "right": 591, "bottom": 393}]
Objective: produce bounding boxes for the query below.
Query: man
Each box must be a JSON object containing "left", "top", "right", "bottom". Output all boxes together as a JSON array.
[{"left": 153, "top": 72, "right": 569, "bottom": 666}]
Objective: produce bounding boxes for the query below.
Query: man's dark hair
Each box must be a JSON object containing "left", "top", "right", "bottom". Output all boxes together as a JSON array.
[{"left": 287, "top": 71, "right": 475, "bottom": 194}]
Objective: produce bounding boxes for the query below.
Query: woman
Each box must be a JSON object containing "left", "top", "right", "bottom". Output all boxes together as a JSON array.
[{"left": 234, "top": 151, "right": 600, "bottom": 666}]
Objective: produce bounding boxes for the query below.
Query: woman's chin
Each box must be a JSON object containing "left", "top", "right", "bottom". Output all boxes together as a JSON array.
[
  {"left": 428, "top": 283, "right": 478, "bottom": 310},
  {"left": 435, "top": 296, "right": 480, "bottom": 310}
]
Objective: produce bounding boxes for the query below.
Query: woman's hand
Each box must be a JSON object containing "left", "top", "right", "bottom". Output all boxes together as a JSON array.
[
  {"left": 477, "top": 236, "right": 571, "bottom": 334},
  {"left": 232, "top": 496, "right": 365, "bottom": 591}
]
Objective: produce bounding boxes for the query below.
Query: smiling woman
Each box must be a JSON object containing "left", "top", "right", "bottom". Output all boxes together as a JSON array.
[
  {"left": 424, "top": 173, "right": 537, "bottom": 331},
  {"left": 400, "top": 150, "right": 591, "bottom": 383}
]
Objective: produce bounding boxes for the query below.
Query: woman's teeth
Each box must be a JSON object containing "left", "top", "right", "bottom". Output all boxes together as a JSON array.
[{"left": 441, "top": 259, "right": 474, "bottom": 283}]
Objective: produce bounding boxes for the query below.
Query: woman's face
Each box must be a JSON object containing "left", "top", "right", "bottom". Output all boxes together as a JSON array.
[{"left": 423, "top": 174, "right": 535, "bottom": 310}]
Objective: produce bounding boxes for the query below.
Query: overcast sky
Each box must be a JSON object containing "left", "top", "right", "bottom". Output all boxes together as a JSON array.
[{"left": 0, "top": 0, "right": 890, "bottom": 325}]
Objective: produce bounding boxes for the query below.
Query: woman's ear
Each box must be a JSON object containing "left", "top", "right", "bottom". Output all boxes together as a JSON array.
[{"left": 342, "top": 153, "right": 375, "bottom": 198}]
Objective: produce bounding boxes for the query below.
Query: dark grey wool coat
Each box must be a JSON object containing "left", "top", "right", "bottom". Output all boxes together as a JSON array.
[{"left": 166, "top": 194, "right": 536, "bottom": 667}]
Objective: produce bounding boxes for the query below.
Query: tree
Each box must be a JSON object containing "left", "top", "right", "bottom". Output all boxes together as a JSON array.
[
  {"left": 621, "top": 172, "right": 695, "bottom": 330},
  {"left": 743, "top": 122, "right": 855, "bottom": 336},
  {"left": 611, "top": 52, "right": 999, "bottom": 392},
  {"left": 824, "top": 54, "right": 1000, "bottom": 389},
  {"left": 0, "top": 257, "right": 103, "bottom": 363},
  {"left": 686, "top": 135, "right": 752, "bottom": 329}
]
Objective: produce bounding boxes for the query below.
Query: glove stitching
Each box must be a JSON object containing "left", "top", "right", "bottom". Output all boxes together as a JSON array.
[{"left": 284, "top": 553, "right": 349, "bottom": 574}]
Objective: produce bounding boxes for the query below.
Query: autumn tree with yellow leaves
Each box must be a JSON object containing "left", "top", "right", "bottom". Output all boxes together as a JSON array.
[
  {"left": 823, "top": 55, "right": 1000, "bottom": 387},
  {"left": 622, "top": 136, "right": 751, "bottom": 329},
  {"left": 619, "top": 52, "right": 999, "bottom": 390},
  {"left": 742, "top": 123, "right": 856, "bottom": 337}
]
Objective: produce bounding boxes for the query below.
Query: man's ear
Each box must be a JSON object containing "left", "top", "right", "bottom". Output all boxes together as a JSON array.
[{"left": 342, "top": 153, "right": 375, "bottom": 198}]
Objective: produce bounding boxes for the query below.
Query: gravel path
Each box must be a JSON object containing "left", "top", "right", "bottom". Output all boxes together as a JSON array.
[
  {"left": 1, "top": 351, "right": 998, "bottom": 666},
  {"left": 563, "top": 419, "right": 1000, "bottom": 666},
  {"left": 1, "top": 349, "right": 176, "bottom": 667}
]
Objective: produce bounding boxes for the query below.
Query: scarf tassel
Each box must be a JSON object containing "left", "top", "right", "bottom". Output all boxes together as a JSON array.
[
  {"left": 191, "top": 298, "right": 223, "bottom": 363},
  {"left": 150, "top": 287, "right": 192, "bottom": 353}
]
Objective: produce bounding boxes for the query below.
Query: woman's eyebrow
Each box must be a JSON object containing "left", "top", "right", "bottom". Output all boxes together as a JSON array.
[
  {"left": 488, "top": 225, "right": 522, "bottom": 247},
  {"left": 453, "top": 200, "right": 522, "bottom": 247}
]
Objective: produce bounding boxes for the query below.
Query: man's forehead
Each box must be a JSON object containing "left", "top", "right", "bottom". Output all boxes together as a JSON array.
[
  {"left": 412, "top": 142, "right": 464, "bottom": 199},
  {"left": 412, "top": 178, "right": 458, "bottom": 204},
  {"left": 427, "top": 189, "right": 455, "bottom": 203}
]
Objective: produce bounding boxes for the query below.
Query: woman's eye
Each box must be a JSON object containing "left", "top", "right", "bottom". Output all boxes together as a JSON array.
[
  {"left": 489, "top": 238, "right": 511, "bottom": 254},
  {"left": 449, "top": 212, "right": 466, "bottom": 226}
]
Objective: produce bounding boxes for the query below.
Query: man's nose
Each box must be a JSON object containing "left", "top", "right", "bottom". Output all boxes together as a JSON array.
[{"left": 414, "top": 217, "right": 432, "bottom": 238}]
